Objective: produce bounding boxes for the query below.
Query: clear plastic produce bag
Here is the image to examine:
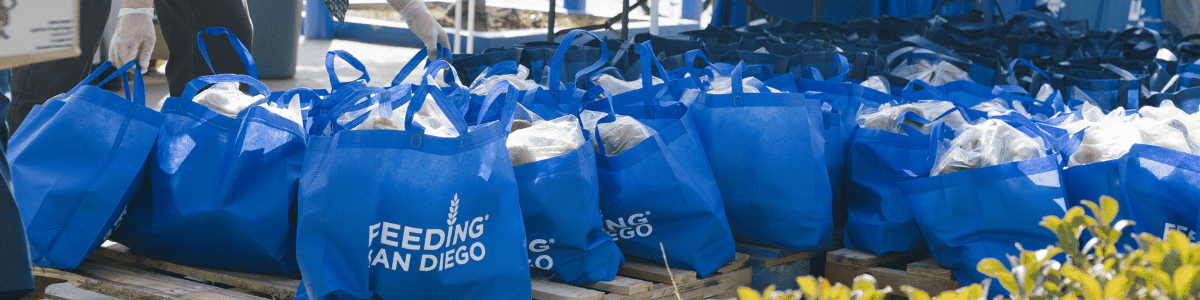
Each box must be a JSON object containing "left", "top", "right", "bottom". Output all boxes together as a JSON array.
[
  {"left": 580, "top": 110, "right": 654, "bottom": 156},
  {"left": 931, "top": 119, "right": 1047, "bottom": 176},
  {"left": 856, "top": 100, "right": 964, "bottom": 134},
  {"left": 506, "top": 104, "right": 585, "bottom": 166},
  {"left": 890, "top": 59, "right": 970, "bottom": 86}
]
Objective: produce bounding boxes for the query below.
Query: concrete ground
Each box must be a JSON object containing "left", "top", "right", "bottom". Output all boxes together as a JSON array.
[{"left": 144, "top": 37, "right": 424, "bottom": 108}]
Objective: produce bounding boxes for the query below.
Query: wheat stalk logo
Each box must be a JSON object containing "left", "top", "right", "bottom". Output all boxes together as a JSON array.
[{"left": 447, "top": 194, "right": 460, "bottom": 225}]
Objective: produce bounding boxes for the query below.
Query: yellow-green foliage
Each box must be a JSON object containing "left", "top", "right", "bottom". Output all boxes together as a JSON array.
[{"left": 737, "top": 196, "right": 1200, "bottom": 300}]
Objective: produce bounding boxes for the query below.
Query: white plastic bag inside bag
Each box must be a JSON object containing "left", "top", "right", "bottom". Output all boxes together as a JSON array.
[
  {"left": 591, "top": 73, "right": 664, "bottom": 95},
  {"left": 340, "top": 93, "right": 461, "bottom": 138},
  {"left": 506, "top": 104, "right": 585, "bottom": 166},
  {"left": 707, "top": 76, "right": 782, "bottom": 94},
  {"left": 931, "top": 119, "right": 1046, "bottom": 176},
  {"left": 578, "top": 109, "right": 655, "bottom": 156},
  {"left": 1064, "top": 106, "right": 1192, "bottom": 166},
  {"left": 469, "top": 65, "right": 540, "bottom": 96},
  {"left": 1139, "top": 100, "right": 1200, "bottom": 152},
  {"left": 971, "top": 98, "right": 1047, "bottom": 121},
  {"left": 860, "top": 76, "right": 891, "bottom": 94},
  {"left": 856, "top": 100, "right": 961, "bottom": 134},
  {"left": 194, "top": 82, "right": 266, "bottom": 118},
  {"left": 261, "top": 93, "right": 305, "bottom": 126},
  {"left": 1052, "top": 102, "right": 1111, "bottom": 134},
  {"left": 889, "top": 59, "right": 970, "bottom": 86},
  {"left": 399, "top": 66, "right": 453, "bottom": 88}
]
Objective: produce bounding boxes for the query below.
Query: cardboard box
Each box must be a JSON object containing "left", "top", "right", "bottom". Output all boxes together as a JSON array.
[{"left": 0, "top": 0, "right": 81, "bottom": 69}]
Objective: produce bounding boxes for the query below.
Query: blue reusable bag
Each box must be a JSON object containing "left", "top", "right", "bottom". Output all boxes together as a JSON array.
[
  {"left": 10, "top": 61, "right": 163, "bottom": 269},
  {"left": 588, "top": 85, "right": 736, "bottom": 278},
  {"left": 844, "top": 119, "right": 951, "bottom": 256},
  {"left": 686, "top": 63, "right": 833, "bottom": 251},
  {"left": 295, "top": 67, "right": 532, "bottom": 299},
  {"left": 900, "top": 154, "right": 1067, "bottom": 297},
  {"left": 797, "top": 75, "right": 898, "bottom": 189},
  {"left": 1117, "top": 144, "right": 1200, "bottom": 242},
  {"left": 113, "top": 75, "right": 310, "bottom": 275},
  {"left": 477, "top": 82, "right": 623, "bottom": 285}
]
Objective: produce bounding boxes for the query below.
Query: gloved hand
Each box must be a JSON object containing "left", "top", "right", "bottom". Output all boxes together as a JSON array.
[
  {"left": 391, "top": 0, "right": 451, "bottom": 61},
  {"left": 108, "top": 8, "right": 157, "bottom": 72}
]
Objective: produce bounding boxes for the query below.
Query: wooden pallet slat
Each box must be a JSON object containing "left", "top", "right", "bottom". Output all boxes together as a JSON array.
[
  {"left": 713, "top": 253, "right": 751, "bottom": 274},
  {"left": 580, "top": 276, "right": 654, "bottom": 295},
  {"left": 826, "top": 248, "right": 914, "bottom": 267},
  {"left": 906, "top": 258, "right": 954, "bottom": 279},
  {"left": 73, "top": 261, "right": 268, "bottom": 300},
  {"left": 39, "top": 240, "right": 755, "bottom": 300},
  {"left": 91, "top": 242, "right": 300, "bottom": 300},
  {"left": 616, "top": 261, "right": 697, "bottom": 284},
  {"left": 825, "top": 248, "right": 959, "bottom": 297},
  {"left": 532, "top": 279, "right": 607, "bottom": 300}
]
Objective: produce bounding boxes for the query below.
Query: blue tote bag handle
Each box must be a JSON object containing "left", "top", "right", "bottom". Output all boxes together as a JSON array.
[
  {"left": 404, "top": 80, "right": 474, "bottom": 135},
  {"left": 520, "top": 87, "right": 570, "bottom": 117},
  {"left": 325, "top": 50, "right": 371, "bottom": 89},
  {"left": 181, "top": 74, "right": 272, "bottom": 101},
  {"left": 269, "top": 87, "right": 322, "bottom": 110},
  {"left": 390, "top": 44, "right": 455, "bottom": 86},
  {"left": 582, "top": 86, "right": 618, "bottom": 154},
  {"left": 419, "top": 60, "right": 465, "bottom": 87},
  {"left": 800, "top": 54, "right": 849, "bottom": 83},
  {"left": 638, "top": 41, "right": 671, "bottom": 92},
  {"left": 1006, "top": 58, "right": 1067, "bottom": 113},
  {"left": 196, "top": 27, "right": 258, "bottom": 79},
  {"left": 727, "top": 62, "right": 771, "bottom": 96},
  {"left": 895, "top": 111, "right": 933, "bottom": 136},
  {"left": 339, "top": 85, "right": 416, "bottom": 130},
  {"left": 901, "top": 79, "right": 945, "bottom": 99},
  {"left": 69, "top": 61, "right": 146, "bottom": 106},
  {"left": 671, "top": 49, "right": 717, "bottom": 89},
  {"left": 992, "top": 85, "right": 1031, "bottom": 97},
  {"left": 548, "top": 30, "right": 609, "bottom": 93},
  {"left": 1007, "top": 58, "right": 1051, "bottom": 87},
  {"left": 474, "top": 81, "right": 521, "bottom": 129},
  {"left": 991, "top": 9, "right": 1077, "bottom": 57}
]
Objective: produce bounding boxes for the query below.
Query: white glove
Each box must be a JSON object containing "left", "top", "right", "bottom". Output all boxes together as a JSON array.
[
  {"left": 108, "top": 8, "right": 156, "bottom": 72},
  {"left": 392, "top": 0, "right": 450, "bottom": 61}
]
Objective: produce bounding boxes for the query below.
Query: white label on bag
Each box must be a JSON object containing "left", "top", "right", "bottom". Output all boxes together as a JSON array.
[
  {"left": 368, "top": 194, "right": 489, "bottom": 272},
  {"left": 527, "top": 238, "right": 554, "bottom": 270},
  {"left": 603, "top": 212, "right": 653, "bottom": 241}
]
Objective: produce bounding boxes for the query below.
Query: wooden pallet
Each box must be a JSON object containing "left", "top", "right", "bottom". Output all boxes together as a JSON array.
[
  {"left": 532, "top": 253, "right": 751, "bottom": 300},
  {"left": 823, "top": 248, "right": 959, "bottom": 298},
  {"left": 733, "top": 229, "right": 845, "bottom": 291},
  {"left": 735, "top": 243, "right": 814, "bottom": 291},
  {"left": 29, "top": 241, "right": 752, "bottom": 300}
]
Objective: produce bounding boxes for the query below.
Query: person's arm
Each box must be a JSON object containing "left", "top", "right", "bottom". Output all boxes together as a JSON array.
[
  {"left": 388, "top": 0, "right": 451, "bottom": 61},
  {"left": 108, "top": 0, "right": 156, "bottom": 72}
]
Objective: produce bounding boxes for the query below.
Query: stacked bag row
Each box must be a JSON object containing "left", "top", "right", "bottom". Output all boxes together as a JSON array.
[{"left": 11, "top": 0, "right": 1200, "bottom": 298}]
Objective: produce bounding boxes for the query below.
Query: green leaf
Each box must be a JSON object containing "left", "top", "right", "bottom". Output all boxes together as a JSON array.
[
  {"left": 1099, "top": 196, "right": 1120, "bottom": 226},
  {"left": 1041, "top": 216, "right": 1064, "bottom": 233},
  {"left": 737, "top": 287, "right": 764, "bottom": 300},
  {"left": 1103, "top": 273, "right": 1130, "bottom": 299},
  {"left": 1172, "top": 265, "right": 1198, "bottom": 298},
  {"left": 1111, "top": 220, "right": 1134, "bottom": 235},
  {"left": 796, "top": 276, "right": 819, "bottom": 299},
  {"left": 851, "top": 274, "right": 877, "bottom": 294},
  {"left": 1060, "top": 266, "right": 1103, "bottom": 300},
  {"left": 1081, "top": 200, "right": 1103, "bottom": 225},
  {"left": 900, "top": 286, "right": 930, "bottom": 300},
  {"left": 977, "top": 258, "right": 1019, "bottom": 294},
  {"left": 1161, "top": 251, "right": 1182, "bottom": 277}
]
